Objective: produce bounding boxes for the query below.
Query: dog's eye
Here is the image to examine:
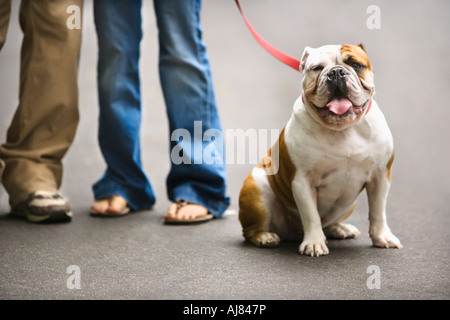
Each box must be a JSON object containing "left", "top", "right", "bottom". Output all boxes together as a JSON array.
[
  {"left": 348, "top": 61, "right": 365, "bottom": 71},
  {"left": 312, "top": 65, "right": 324, "bottom": 72}
]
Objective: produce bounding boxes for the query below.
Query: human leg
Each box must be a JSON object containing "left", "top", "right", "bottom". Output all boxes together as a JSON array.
[
  {"left": 0, "top": 0, "right": 10, "bottom": 179},
  {"left": 0, "top": 0, "right": 11, "bottom": 50},
  {"left": 154, "top": 0, "right": 230, "bottom": 221},
  {"left": 0, "top": 0, "right": 83, "bottom": 222},
  {"left": 92, "top": 0, "right": 155, "bottom": 214}
]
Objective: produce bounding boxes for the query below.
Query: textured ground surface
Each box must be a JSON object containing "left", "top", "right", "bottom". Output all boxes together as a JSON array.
[{"left": 0, "top": 0, "right": 449, "bottom": 300}]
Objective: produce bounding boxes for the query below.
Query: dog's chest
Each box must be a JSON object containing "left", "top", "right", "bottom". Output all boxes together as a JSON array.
[
  {"left": 312, "top": 154, "right": 371, "bottom": 213},
  {"left": 311, "top": 133, "right": 375, "bottom": 189},
  {"left": 287, "top": 120, "right": 379, "bottom": 219}
]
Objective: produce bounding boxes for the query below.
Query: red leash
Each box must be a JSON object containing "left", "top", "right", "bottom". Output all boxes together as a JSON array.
[{"left": 235, "top": 0, "right": 300, "bottom": 71}]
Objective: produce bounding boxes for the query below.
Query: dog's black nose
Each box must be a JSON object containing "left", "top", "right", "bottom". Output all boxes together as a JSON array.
[
  {"left": 326, "top": 66, "right": 348, "bottom": 82},
  {"left": 326, "top": 66, "right": 349, "bottom": 95}
]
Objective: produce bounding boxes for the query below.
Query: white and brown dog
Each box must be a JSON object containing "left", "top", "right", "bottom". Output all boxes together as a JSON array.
[{"left": 238, "top": 44, "right": 402, "bottom": 256}]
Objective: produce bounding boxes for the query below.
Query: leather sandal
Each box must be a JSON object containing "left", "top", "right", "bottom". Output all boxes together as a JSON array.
[
  {"left": 164, "top": 200, "right": 214, "bottom": 225},
  {"left": 89, "top": 195, "right": 131, "bottom": 217}
]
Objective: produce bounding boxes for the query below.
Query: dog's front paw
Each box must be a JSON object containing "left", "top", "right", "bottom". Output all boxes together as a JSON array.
[
  {"left": 370, "top": 226, "right": 402, "bottom": 249},
  {"left": 299, "top": 234, "right": 329, "bottom": 257}
]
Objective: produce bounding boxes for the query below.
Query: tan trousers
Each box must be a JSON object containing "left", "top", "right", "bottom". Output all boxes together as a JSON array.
[{"left": 0, "top": 0, "right": 83, "bottom": 206}]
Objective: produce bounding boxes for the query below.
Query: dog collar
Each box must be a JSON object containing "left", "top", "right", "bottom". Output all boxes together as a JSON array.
[
  {"left": 301, "top": 94, "right": 372, "bottom": 114},
  {"left": 366, "top": 98, "right": 372, "bottom": 113}
]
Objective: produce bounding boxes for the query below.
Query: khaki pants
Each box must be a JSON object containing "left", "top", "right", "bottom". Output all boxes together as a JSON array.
[{"left": 0, "top": 0, "right": 83, "bottom": 206}]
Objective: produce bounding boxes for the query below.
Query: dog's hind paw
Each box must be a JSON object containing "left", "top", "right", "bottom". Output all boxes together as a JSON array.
[
  {"left": 248, "top": 232, "right": 280, "bottom": 248},
  {"left": 324, "top": 223, "right": 360, "bottom": 239}
]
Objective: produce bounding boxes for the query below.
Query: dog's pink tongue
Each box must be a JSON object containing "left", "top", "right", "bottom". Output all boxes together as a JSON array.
[{"left": 326, "top": 98, "right": 352, "bottom": 115}]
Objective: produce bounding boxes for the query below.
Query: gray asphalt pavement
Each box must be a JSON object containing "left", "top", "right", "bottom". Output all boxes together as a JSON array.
[{"left": 0, "top": 0, "right": 449, "bottom": 300}]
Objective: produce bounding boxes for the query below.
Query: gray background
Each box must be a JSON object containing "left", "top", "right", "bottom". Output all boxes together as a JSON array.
[{"left": 0, "top": 0, "right": 449, "bottom": 299}]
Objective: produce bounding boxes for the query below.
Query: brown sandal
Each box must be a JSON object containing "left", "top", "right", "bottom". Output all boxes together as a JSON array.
[
  {"left": 163, "top": 200, "right": 214, "bottom": 225},
  {"left": 89, "top": 195, "right": 131, "bottom": 217}
]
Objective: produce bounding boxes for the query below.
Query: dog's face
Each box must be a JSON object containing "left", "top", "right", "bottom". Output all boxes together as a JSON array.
[{"left": 300, "top": 44, "right": 375, "bottom": 130}]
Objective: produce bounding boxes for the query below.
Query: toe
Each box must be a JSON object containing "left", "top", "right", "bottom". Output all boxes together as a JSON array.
[
  {"left": 108, "top": 195, "right": 128, "bottom": 214},
  {"left": 180, "top": 204, "right": 208, "bottom": 220},
  {"left": 172, "top": 204, "right": 208, "bottom": 221},
  {"left": 164, "top": 203, "right": 178, "bottom": 219},
  {"left": 90, "top": 199, "right": 109, "bottom": 214}
]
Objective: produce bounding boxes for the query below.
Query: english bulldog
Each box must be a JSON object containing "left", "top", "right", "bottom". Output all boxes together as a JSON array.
[{"left": 238, "top": 44, "right": 402, "bottom": 256}]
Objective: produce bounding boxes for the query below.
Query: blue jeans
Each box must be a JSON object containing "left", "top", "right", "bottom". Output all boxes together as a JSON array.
[{"left": 93, "top": 0, "right": 230, "bottom": 216}]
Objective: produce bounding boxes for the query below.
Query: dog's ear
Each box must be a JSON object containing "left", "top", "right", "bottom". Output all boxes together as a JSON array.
[
  {"left": 358, "top": 43, "right": 367, "bottom": 52},
  {"left": 300, "top": 47, "right": 312, "bottom": 73}
]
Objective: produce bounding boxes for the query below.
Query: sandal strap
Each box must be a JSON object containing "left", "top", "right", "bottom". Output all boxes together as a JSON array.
[
  {"left": 174, "top": 199, "right": 209, "bottom": 212},
  {"left": 175, "top": 199, "right": 193, "bottom": 208}
]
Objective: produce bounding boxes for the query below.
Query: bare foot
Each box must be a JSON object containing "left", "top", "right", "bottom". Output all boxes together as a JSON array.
[
  {"left": 90, "top": 195, "right": 129, "bottom": 216},
  {"left": 164, "top": 201, "right": 211, "bottom": 223}
]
